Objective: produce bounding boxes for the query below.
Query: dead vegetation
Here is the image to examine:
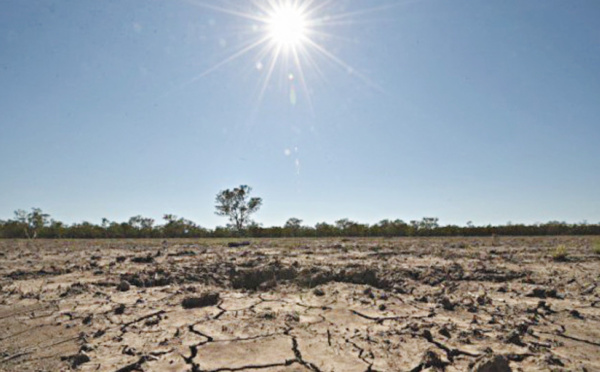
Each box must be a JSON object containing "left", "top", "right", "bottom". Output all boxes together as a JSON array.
[{"left": 0, "top": 236, "right": 598, "bottom": 371}]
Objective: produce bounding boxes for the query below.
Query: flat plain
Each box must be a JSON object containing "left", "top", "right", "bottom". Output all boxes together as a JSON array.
[{"left": 0, "top": 237, "right": 598, "bottom": 371}]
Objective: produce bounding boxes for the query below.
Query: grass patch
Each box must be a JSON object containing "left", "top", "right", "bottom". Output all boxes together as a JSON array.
[{"left": 551, "top": 245, "right": 569, "bottom": 261}]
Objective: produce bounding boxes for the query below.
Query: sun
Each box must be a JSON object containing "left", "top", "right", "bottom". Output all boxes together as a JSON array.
[
  {"left": 266, "top": 4, "right": 307, "bottom": 49},
  {"left": 182, "top": 0, "right": 383, "bottom": 106}
]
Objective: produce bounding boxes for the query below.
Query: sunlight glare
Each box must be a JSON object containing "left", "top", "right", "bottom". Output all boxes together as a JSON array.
[
  {"left": 267, "top": 4, "right": 307, "bottom": 48},
  {"left": 179, "top": 0, "right": 385, "bottom": 106}
]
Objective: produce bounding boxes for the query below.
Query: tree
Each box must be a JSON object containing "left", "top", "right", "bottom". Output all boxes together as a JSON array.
[
  {"left": 334, "top": 219, "right": 369, "bottom": 237},
  {"left": 284, "top": 217, "right": 303, "bottom": 237},
  {"left": 13, "top": 208, "right": 49, "bottom": 239},
  {"left": 371, "top": 219, "right": 408, "bottom": 237},
  {"left": 161, "top": 214, "right": 205, "bottom": 238},
  {"left": 46, "top": 219, "right": 66, "bottom": 238},
  {"left": 128, "top": 215, "right": 155, "bottom": 238},
  {"left": 315, "top": 222, "right": 335, "bottom": 237},
  {"left": 215, "top": 185, "right": 262, "bottom": 233}
]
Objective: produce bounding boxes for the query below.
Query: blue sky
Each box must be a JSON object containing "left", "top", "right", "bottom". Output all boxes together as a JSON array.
[{"left": 1, "top": 0, "right": 599, "bottom": 228}]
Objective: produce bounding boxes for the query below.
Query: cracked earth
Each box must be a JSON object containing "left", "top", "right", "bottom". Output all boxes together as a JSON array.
[{"left": 0, "top": 237, "right": 599, "bottom": 371}]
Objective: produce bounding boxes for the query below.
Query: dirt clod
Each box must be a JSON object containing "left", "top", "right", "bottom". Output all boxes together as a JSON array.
[
  {"left": 441, "top": 296, "right": 456, "bottom": 311},
  {"left": 117, "top": 280, "right": 130, "bottom": 292},
  {"left": 526, "top": 287, "right": 561, "bottom": 299},
  {"left": 470, "top": 354, "right": 511, "bottom": 372},
  {"left": 131, "top": 254, "right": 154, "bottom": 264},
  {"left": 62, "top": 353, "right": 90, "bottom": 369},
  {"left": 421, "top": 349, "right": 447, "bottom": 369},
  {"left": 504, "top": 330, "right": 524, "bottom": 346},
  {"left": 182, "top": 292, "right": 220, "bottom": 309}
]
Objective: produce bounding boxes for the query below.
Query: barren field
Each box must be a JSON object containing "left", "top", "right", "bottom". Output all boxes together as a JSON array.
[{"left": 0, "top": 237, "right": 599, "bottom": 372}]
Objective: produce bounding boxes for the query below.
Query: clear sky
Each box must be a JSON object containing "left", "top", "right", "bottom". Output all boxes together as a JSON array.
[{"left": 1, "top": 0, "right": 599, "bottom": 228}]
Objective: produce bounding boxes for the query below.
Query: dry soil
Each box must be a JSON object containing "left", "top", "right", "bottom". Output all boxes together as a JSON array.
[{"left": 0, "top": 237, "right": 599, "bottom": 371}]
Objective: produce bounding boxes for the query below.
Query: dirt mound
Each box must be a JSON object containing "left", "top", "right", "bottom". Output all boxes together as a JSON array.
[
  {"left": 230, "top": 261, "right": 298, "bottom": 290},
  {"left": 230, "top": 263, "right": 390, "bottom": 290},
  {"left": 120, "top": 269, "right": 176, "bottom": 287}
]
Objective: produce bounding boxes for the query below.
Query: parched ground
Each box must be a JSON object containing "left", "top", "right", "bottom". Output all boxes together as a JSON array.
[{"left": 0, "top": 237, "right": 599, "bottom": 372}]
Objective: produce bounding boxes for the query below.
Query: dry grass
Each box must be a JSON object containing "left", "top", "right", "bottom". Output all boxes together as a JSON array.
[{"left": 551, "top": 244, "right": 569, "bottom": 261}]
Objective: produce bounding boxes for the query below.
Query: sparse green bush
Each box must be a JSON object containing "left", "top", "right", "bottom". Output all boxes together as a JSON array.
[{"left": 552, "top": 245, "right": 568, "bottom": 261}]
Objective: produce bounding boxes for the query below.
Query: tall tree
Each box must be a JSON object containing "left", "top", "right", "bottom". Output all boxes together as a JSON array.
[{"left": 215, "top": 185, "right": 262, "bottom": 233}]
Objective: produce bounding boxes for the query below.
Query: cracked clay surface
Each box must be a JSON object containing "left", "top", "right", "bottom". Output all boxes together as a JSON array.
[{"left": 0, "top": 237, "right": 599, "bottom": 371}]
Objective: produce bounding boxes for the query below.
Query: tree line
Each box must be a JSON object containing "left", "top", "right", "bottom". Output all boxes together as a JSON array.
[{"left": 1, "top": 207, "right": 599, "bottom": 239}]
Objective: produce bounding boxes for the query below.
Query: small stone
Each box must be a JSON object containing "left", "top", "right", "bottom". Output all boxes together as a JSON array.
[
  {"left": 378, "top": 304, "right": 387, "bottom": 311},
  {"left": 313, "top": 288, "right": 325, "bottom": 296}
]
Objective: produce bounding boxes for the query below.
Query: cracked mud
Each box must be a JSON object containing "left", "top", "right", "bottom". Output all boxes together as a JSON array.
[{"left": 0, "top": 237, "right": 599, "bottom": 371}]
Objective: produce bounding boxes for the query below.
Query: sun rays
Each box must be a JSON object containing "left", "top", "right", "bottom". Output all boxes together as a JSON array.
[{"left": 182, "top": 0, "right": 383, "bottom": 107}]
